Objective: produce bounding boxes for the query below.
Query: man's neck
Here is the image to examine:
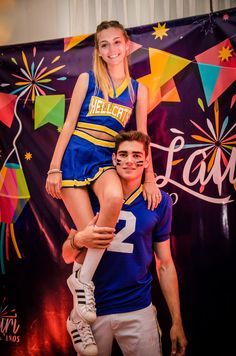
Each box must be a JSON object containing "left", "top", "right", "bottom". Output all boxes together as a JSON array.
[{"left": 120, "top": 178, "right": 142, "bottom": 200}]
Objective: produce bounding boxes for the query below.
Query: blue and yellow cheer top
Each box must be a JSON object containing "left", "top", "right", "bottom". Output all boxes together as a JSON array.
[{"left": 61, "top": 71, "right": 139, "bottom": 187}]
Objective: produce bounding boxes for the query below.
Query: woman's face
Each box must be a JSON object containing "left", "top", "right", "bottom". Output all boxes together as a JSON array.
[{"left": 97, "top": 27, "right": 128, "bottom": 67}]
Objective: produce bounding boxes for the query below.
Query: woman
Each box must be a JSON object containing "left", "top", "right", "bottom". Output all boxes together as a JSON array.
[{"left": 46, "top": 20, "right": 160, "bottom": 354}]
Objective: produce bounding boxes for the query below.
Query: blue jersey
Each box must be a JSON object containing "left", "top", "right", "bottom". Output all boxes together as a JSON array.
[
  {"left": 75, "top": 71, "right": 139, "bottom": 138},
  {"left": 92, "top": 186, "right": 173, "bottom": 316}
]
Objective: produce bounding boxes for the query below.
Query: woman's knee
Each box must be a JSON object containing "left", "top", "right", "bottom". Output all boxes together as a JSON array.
[{"left": 105, "top": 190, "right": 123, "bottom": 209}]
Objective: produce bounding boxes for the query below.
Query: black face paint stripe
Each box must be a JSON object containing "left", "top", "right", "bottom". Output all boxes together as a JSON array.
[{"left": 116, "top": 158, "right": 144, "bottom": 166}]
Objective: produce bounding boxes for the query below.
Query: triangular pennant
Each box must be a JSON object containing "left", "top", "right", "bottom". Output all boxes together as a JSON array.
[
  {"left": 0, "top": 93, "right": 17, "bottom": 128},
  {"left": 149, "top": 48, "right": 170, "bottom": 77},
  {"left": 160, "top": 51, "right": 191, "bottom": 86},
  {"left": 127, "top": 40, "right": 142, "bottom": 56},
  {"left": 34, "top": 95, "right": 65, "bottom": 129},
  {"left": 64, "top": 34, "right": 91, "bottom": 52},
  {"left": 210, "top": 66, "right": 236, "bottom": 105},
  {"left": 197, "top": 63, "right": 221, "bottom": 105},
  {"left": 195, "top": 38, "right": 236, "bottom": 68}
]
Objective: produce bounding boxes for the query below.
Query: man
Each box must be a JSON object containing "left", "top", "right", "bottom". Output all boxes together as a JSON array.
[{"left": 63, "top": 131, "right": 187, "bottom": 356}]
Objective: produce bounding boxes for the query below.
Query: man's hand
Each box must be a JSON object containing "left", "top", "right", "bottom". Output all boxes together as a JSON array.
[
  {"left": 170, "top": 321, "right": 187, "bottom": 356},
  {"left": 76, "top": 214, "right": 115, "bottom": 249}
]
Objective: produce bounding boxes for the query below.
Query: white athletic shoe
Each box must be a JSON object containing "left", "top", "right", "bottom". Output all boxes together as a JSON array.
[
  {"left": 67, "top": 269, "right": 97, "bottom": 323},
  {"left": 67, "top": 315, "right": 98, "bottom": 356}
]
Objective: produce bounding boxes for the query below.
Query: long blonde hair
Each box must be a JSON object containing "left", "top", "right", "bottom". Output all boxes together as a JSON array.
[{"left": 93, "top": 20, "right": 135, "bottom": 103}]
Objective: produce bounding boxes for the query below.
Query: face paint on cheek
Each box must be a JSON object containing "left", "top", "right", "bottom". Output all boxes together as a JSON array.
[
  {"left": 116, "top": 158, "right": 122, "bottom": 166},
  {"left": 135, "top": 160, "right": 144, "bottom": 167}
]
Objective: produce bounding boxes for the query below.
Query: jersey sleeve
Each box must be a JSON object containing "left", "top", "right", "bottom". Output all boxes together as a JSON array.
[{"left": 152, "top": 191, "right": 173, "bottom": 243}]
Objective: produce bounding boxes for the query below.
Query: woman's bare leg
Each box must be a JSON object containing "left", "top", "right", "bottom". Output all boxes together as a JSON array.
[
  {"left": 61, "top": 187, "right": 98, "bottom": 323},
  {"left": 61, "top": 187, "right": 94, "bottom": 231},
  {"left": 80, "top": 169, "right": 123, "bottom": 282}
]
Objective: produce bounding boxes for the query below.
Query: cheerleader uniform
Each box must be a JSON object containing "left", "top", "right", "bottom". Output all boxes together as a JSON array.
[{"left": 61, "top": 71, "right": 139, "bottom": 188}]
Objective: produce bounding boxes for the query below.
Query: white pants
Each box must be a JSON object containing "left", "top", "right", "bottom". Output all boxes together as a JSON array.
[{"left": 92, "top": 304, "right": 162, "bottom": 356}]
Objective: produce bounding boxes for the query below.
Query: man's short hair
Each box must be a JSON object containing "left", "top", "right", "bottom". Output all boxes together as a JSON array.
[{"left": 114, "top": 131, "right": 150, "bottom": 156}]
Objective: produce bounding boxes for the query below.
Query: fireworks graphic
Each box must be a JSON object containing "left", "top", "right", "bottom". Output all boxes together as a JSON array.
[
  {"left": 183, "top": 98, "right": 236, "bottom": 191},
  {"left": 0, "top": 298, "right": 17, "bottom": 319},
  {"left": 4, "top": 47, "right": 66, "bottom": 106}
]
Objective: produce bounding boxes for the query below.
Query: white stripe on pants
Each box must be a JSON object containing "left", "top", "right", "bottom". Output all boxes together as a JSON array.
[{"left": 92, "top": 304, "right": 162, "bottom": 356}]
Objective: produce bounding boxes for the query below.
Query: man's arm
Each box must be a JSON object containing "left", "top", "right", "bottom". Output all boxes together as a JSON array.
[
  {"left": 62, "top": 214, "right": 115, "bottom": 264},
  {"left": 154, "top": 240, "right": 187, "bottom": 356}
]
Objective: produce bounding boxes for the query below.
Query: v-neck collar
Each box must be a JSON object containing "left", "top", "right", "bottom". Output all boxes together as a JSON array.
[
  {"left": 123, "top": 185, "right": 143, "bottom": 205},
  {"left": 108, "top": 78, "right": 128, "bottom": 99}
]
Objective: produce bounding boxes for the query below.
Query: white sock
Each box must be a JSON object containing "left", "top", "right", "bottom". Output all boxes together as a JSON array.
[
  {"left": 73, "top": 261, "right": 82, "bottom": 273},
  {"left": 79, "top": 248, "right": 105, "bottom": 283}
]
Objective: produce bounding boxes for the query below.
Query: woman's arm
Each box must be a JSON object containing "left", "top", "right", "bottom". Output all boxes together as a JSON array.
[
  {"left": 135, "top": 83, "right": 161, "bottom": 210},
  {"left": 45, "top": 72, "right": 89, "bottom": 199}
]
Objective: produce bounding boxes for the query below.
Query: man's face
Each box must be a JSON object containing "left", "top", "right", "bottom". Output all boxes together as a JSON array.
[{"left": 112, "top": 140, "right": 149, "bottom": 182}]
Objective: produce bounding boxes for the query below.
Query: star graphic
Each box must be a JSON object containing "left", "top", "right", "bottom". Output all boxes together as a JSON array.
[
  {"left": 24, "top": 152, "right": 32, "bottom": 160},
  {"left": 223, "top": 13, "right": 229, "bottom": 21},
  {"left": 152, "top": 23, "right": 169, "bottom": 40},
  {"left": 218, "top": 46, "right": 234, "bottom": 62}
]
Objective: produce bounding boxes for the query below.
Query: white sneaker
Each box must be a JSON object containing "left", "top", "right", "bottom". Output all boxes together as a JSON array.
[
  {"left": 67, "top": 315, "right": 98, "bottom": 356},
  {"left": 67, "top": 269, "right": 97, "bottom": 323}
]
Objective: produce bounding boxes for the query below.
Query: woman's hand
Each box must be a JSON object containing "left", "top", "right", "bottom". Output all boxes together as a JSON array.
[
  {"left": 143, "top": 181, "right": 162, "bottom": 210},
  {"left": 45, "top": 171, "right": 62, "bottom": 199}
]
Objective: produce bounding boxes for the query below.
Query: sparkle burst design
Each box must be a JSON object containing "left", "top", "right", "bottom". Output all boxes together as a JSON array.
[
  {"left": 8, "top": 47, "right": 66, "bottom": 106},
  {"left": 183, "top": 99, "right": 236, "bottom": 186},
  {"left": 24, "top": 152, "right": 32, "bottom": 160},
  {"left": 0, "top": 298, "right": 17, "bottom": 318},
  {"left": 218, "top": 46, "right": 234, "bottom": 61}
]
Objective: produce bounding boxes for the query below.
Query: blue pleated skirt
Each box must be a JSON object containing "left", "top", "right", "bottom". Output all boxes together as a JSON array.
[{"left": 61, "top": 130, "right": 115, "bottom": 188}]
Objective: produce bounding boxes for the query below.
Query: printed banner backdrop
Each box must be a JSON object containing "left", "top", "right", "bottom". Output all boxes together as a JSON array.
[{"left": 0, "top": 8, "right": 236, "bottom": 356}]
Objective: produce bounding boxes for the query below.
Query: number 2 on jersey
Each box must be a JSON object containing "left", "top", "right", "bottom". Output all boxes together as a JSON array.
[{"left": 107, "top": 211, "right": 136, "bottom": 253}]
